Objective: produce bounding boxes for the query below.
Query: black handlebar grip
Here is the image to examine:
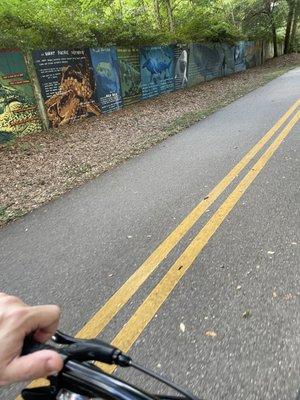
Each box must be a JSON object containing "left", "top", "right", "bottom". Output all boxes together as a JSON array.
[
  {"left": 62, "top": 341, "right": 120, "bottom": 364},
  {"left": 21, "top": 336, "right": 55, "bottom": 356}
]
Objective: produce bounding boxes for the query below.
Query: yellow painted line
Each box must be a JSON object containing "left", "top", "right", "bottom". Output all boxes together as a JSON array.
[
  {"left": 76, "top": 99, "right": 300, "bottom": 340},
  {"left": 16, "top": 101, "right": 299, "bottom": 399},
  {"left": 102, "top": 111, "right": 300, "bottom": 374}
]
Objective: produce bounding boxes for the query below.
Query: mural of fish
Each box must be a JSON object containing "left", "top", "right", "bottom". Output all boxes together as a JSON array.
[{"left": 142, "top": 58, "right": 172, "bottom": 80}]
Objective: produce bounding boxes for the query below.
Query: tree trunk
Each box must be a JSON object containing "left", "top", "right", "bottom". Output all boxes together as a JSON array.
[
  {"left": 284, "top": 0, "right": 296, "bottom": 53},
  {"left": 272, "top": 20, "right": 278, "bottom": 56},
  {"left": 290, "top": 0, "right": 300, "bottom": 51},
  {"left": 265, "top": 0, "right": 278, "bottom": 57},
  {"left": 118, "top": 0, "right": 123, "bottom": 17},
  {"left": 164, "top": 0, "right": 175, "bottom": 32},
  {"left": 153, "top": 0, "right": 162, "bottom": 29}
]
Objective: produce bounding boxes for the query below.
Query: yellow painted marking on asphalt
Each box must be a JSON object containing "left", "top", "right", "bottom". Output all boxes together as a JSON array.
[
  {"left": 102, "top": 111, "right": 300, "bottom": 374},
  {"left": 76, "top": 99, "right": 300, "bottom": 340},
  {"left": 16, "top": 101, "right": 300, "bottom": 399}
]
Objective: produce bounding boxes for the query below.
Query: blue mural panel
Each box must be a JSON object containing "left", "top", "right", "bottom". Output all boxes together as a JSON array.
[
  {"left": 89, "top": 47, "right": 122, "bottom": 113},
  {"left": 140, "top": 46, "right": 175, "bottom": 100}
]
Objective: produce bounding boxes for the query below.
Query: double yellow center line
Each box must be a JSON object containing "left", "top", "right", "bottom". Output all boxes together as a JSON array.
[
  {"left": 103, "top": 106, "right": 299, "bottom": 373},
  {"left": 77, "top": 99, "right": 300, "bottom": 342},
  {"left": 19, "top": 99, "right": 299, "bottom": 395}
]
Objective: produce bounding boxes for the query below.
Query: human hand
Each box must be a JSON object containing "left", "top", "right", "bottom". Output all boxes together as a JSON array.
[{"left": 0, "top": 293, "right": 63, "bottom": 386}]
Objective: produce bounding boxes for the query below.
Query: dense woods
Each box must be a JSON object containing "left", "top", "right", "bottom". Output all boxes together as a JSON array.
[{"left": 0, "top": 0, "right": 299, "bottom": 53}]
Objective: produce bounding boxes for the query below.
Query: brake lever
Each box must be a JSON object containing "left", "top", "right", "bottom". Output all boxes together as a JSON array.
[
  {"left": 52, "top": 330, "right": 80, "bottom": 345},
  {"left": 52, "top": 331, "right": 131, "bottom": 366}
]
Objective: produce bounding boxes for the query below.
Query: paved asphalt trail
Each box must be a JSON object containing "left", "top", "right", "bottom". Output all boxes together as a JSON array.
[{"left": 1, "top": 68, "right": 300, "bottom": 399}]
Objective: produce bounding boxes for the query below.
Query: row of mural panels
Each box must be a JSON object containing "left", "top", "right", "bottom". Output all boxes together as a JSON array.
[{"left": 0, "top": 41, "right": 267, "bottom": 141}]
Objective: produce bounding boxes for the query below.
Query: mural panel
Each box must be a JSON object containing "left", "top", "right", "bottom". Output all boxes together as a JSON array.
[
  {"left": 32, "top": 49, "right": 101, "bottom": 127},
  {"left": 89, "top": 48, "right": 122, "bottom": 113},
  {"left": 187, "top": 43, "right": 223, "bottom": 86},
  {"left": 0, "top": 50, "right": 42, "bottom": 142},
  {"left": 140, "top": 46, "right": 175, "bottom": 99},
  {"left": 234, "top": 42, "right": 246, "bottom": 73},
  {"left": 245, "top": 41, "right": 263, "bottom": 68},
  {"left": 187, "top": 44, "right": 205, "bottom": 87},
  {"left": 221, "top": 43, "right": 235, "bottom": 76},
  {"left": 174, "top": 44, "right": 189, "bottom": 90},
  {"left": 117, "top": 47, "right": 141, "bottom": 107}
]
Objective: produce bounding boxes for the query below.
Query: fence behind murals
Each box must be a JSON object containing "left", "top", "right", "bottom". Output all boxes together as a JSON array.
[{"left": 0, "top": 40, "right": 278, "bottom": 142}]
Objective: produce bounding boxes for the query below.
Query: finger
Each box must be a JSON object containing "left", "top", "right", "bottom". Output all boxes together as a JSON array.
[
  {"left": 0, "top": 293, "right": 26, "bottom": 308},
  {"left": 25, "top": 305, "right": 61, "bottom": 342},
  {"left": 2, "top": 350, "right": 63, "bottom": 385}
]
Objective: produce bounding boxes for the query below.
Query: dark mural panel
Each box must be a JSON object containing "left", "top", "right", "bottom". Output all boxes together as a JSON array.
[
  {"left": 262, "top": 41, "right": 273, "bottom": 62},
  {"left": 200, "top": 44, "right": 224, "bottom": 80},
  {"left": 32, "top": 49, "right": 101, "bottom": 127},
  {"left": 174, "top": 44, "right": 189, "bottom": 90},
  {"left": 221, "top": 43, "right": 235, "bottom": 76},
  {"left": 245, "top": 41, "right": 263, "bottom": 68},
  {"left": 187, "top": 44, "right": 205, "bottom": 87},
  {"left": 187, "top": 43, "right": 223, "bottom": 86},
  {"left": 234, "top": 42, "right": 246, "bottom": 73},
  {"left": 90, "top": 48, "right": 122, "bottom": 113},
  {"left": 140, "top": 46, "right": 175, "bottom": 99},
  {"left": 117, "top": 47, "right": 141, "bottom": 107},
  {"left": 0, "top": 50, "right": 42, "bottom": 142}
]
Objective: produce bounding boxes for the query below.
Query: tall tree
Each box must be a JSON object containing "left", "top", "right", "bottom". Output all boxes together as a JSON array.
[
  {"left": 163, "top": 0, "right": 175, "bottom": 32},
  {"left": 240, "top": 0, "right": 286, "bottom": 57},
  {"left": 289, "top": 0, "right": 300, "bottom": 50},
  {"left": 265, "top": 0, "right": 280, "bottom": 56},
  {"left": 153, "top": 0, "right": 162, "bottom": 29},
  {"left": 284, "top": 0, "right": 296, "bottom": 53}
]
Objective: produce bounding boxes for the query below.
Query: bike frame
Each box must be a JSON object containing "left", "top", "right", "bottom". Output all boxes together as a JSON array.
[{"left": 54, "top": 360, "right": 157, "bottom": 400}]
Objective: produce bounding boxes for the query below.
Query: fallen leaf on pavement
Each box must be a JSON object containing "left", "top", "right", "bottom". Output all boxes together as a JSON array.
[
  {"left": 242, "top": 310, "right": 252, "bottom": 319},
  {"left": 205, "top": 331, "right": 217, "bottom": 337}
]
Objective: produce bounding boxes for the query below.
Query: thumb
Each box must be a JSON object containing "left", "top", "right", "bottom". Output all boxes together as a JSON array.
[{"left": 4, "top": 350, "right": 63, "bottom": 384}]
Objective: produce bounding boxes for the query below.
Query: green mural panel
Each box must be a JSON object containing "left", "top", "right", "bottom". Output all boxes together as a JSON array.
[
  {"left": 0, "top": 50, "right": 42, "bottom": 142},
  {"left": 117, "top": 47, "right": 142, "bottom": 107}
]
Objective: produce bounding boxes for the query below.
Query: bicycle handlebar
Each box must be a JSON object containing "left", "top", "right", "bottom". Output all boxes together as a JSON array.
[
  {"left": 21, "top": 332, "right": 202, "bottom": 400},
  {"left": 22, "top": 333, "right": 132, "bottom": 366}
]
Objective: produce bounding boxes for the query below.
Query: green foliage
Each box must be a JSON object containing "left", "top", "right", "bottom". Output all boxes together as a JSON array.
[
  {"left": 176, "top": 10, "right": 244, "bottom": 43},
  {"left": 0, "top": 0, "right": 294, "bottom": 49},
  {"left": 230, "top": 0, "right": 287, "bottom": 41},
  {"left": 0, "top": 0, "right": 243, "bottom": 48}
]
